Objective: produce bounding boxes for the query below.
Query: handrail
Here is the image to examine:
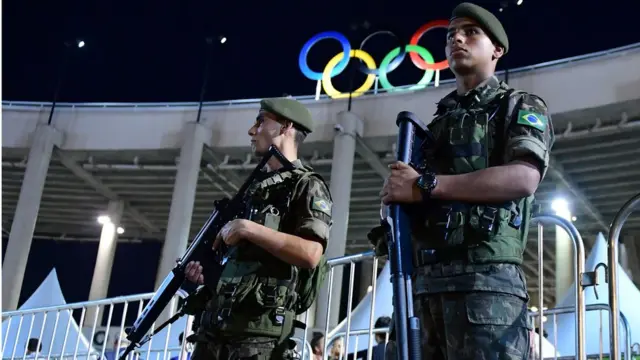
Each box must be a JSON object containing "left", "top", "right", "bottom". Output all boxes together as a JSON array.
[
  {"left": 607, "top": 193, "right": 640, "bottom": 360},
  {"left": 2, "top": 42, "right": 639, "bottom": 110},
  {"left": 531, "top": 214, "right": 587, "bottom": 360},
  {"left": 0, "top": 292, "right": 156, "bottom": 317}
]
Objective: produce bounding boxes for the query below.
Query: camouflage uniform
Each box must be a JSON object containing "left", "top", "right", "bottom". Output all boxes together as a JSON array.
[
  {"left": 189, "top": 99, "right": 333, "bottom": 360},
  {"left": 410, "top": 74, "right": 554, "bottom": 360},
  {"left": 367, "top": 3, "right": 555, "bottom": 360}
]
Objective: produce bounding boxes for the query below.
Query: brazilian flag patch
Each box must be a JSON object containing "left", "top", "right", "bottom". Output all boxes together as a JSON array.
[
  {"left": 311, "top": 196, "right": 332, "bottom": 216},
  {"left": 517, "top": 110, "right": 548, "bottom": 132}
]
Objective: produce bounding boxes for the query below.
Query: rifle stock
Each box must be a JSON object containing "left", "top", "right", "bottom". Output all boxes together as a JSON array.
[
  {"left": 119, "top": 145, "right": 293, "bottom": 360},
  {"left": 384, "top": 111, "right": 429, "bottom": 360}
]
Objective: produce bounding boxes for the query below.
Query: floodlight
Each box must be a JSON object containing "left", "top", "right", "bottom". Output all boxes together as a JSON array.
[
  {"left": 97, "top": 215, "right": 111, "bottom": 225},
  {"left": 551, "top": 198, "right": 569, "bottom": 213}
]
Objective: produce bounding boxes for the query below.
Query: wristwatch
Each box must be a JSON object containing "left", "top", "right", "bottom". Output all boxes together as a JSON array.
[{"left": 416, "top": 171, "right": 438, "bottom": 201}]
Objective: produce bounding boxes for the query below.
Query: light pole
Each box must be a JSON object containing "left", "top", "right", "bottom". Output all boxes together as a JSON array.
[
  {"left": 47, "top": 38, "right": 86, "bottom": 125},
  {"left": 196, "top": 35, "right": 226, "bottom": 123},
  {"left": 498, "top": 0, "right": 523, "bottom": 84},
  {"left": 346, "top": 20, "right": 371, "bottom": 111}
]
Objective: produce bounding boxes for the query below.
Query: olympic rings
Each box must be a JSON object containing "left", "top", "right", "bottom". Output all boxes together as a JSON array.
[
  {"left": 409, "top": 20, "right": 450, "bottom": 71},
  {"left": 298, "top": 20, "right": 450, "bottom": 99},
  {"left": 322, "top": 50, "right": 377, "bottom": 99},
  {"left": 299, "top": 31, "right": 351, "bottom": 81},
  {"left": 378, "top": 45, "right": 435, "bottom": 92},
  {"left": 357, "top": 30, "right": 406, "bottom": 76}
]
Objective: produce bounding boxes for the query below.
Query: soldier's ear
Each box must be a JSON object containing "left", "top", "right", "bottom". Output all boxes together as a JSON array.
[
  {"left": 492, "top": 44, "right": 505, "bottom": 60},
  {"left": 280, "top": 121, "right": 294, "bottom": 136}
]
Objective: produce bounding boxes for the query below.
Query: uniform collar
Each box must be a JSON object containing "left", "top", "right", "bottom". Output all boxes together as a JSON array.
[
  {"left": 290, "top": 159, "right": 304, "bottom": 169},
  {"left": 436, "top": 75, "right": 506, "bottom": 112},
  {"left": 259, "top": 158, "right": 304, "bottom": 178}
]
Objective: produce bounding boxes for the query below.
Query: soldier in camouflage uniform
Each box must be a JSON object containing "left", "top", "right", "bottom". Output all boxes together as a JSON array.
[
  {"left": 375, "top": 2, "right": 554, "bottom": 359},
  {"left": 184, "top": 97, "right": 333, "bottom": 360}
]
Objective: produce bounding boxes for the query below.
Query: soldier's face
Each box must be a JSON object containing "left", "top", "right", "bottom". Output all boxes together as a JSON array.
[
  {"left": 248, "top": 110, "right": 284, "bottom": 156},
  {"left": 445, "top": 18, "right": 503, "bottom": 74}
]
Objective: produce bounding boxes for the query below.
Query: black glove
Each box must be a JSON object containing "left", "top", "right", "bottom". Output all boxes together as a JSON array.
[{"left": 367, "top": 225, "right": 389, "bottom": 257}]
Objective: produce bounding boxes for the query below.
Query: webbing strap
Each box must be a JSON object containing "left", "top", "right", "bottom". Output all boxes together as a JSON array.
[
  {"left": 417, "top": 247, "right": 470, "bottom": 265},
  {"left": 258, "top": 277, "right": 297, "bottom": 308},
  {"left": 450, "top": 143, "right": 484, "bottom": 158}
]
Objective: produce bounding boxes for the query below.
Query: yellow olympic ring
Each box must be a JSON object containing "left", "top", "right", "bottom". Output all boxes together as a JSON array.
[{"left": 321, "top": 50, "right": 376, "bottom": 99}]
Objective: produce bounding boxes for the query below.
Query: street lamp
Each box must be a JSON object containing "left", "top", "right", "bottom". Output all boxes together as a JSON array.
[
  {"left": 346, "top": 20, "right": 373, "bottom": 111},
  {"left": 196, "top": 35, "right": 226, "bottom": 123},
  {"left": 497, "top": 1, "right": 523, "bottom": 84},
  {"left": 47, "top": 38, "right": 86, "bottom": 125}
]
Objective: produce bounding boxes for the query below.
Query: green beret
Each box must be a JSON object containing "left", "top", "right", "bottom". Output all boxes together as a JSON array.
[
  {"left": 451, "top": 2, "right": 509, "bottom": 54},
  {"left": 259, "top": 97, "right": 314, "bottom": 133}
]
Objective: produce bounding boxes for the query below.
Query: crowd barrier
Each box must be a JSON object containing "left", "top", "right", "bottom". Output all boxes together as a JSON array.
[
  {"left": 2, "top": 193, "right": 639, "bottom": 360},
  {"left": 607, "top": 193, "right": 640, "bottom": 360}
]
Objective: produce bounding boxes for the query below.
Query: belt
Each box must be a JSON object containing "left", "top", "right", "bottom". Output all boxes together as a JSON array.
[{"left": 416, "top": 246, "right": 471, "bottom": 266}]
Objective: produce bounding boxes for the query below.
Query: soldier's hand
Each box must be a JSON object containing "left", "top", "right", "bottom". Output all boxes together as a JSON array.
[
  {"left": 185, "top": 261, "right": 204, "bottom": 285},
  {"left": 212, "top": 219, "right": 251, "bottom": 250},
  {"left": 380, "top": 161, "right": 421, "bottom": 204}
]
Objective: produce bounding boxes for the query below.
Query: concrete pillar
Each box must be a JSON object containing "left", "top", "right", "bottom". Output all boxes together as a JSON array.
[
  {"left": 2, "top": 125, "right": 63, "bottom": 311},
  {"left": 553, "top": 196, "right": 573, "bottom": 305},
  {"left": 85, "top": 200, "right": 124, "bottom": 327},
  {"left": 314, "top": 111, "right": 363, "bottom": 330},
  {"left": 155, "top": 122, "right": 210, "bottom": 288}
]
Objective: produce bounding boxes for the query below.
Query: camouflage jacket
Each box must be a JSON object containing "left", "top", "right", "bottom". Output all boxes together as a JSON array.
[{"left": 414, "top": 76, "right": 555, "bottom": 297}]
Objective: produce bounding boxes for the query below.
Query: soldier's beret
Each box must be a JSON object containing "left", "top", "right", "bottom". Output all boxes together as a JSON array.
[
  {"left": 260, "top": 97, "right": 314, "bottom": 133},
  {"left": 451, "top": 2, "right": 509, "bottom": 54}
]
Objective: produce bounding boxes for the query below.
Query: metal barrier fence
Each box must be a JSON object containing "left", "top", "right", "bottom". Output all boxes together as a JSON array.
[
  {"left": 309, "top": 213, "right": 588, "bottom": 360},
  {"left": 607, "top": 193, "right": 640, "bottom": 360},
  {"left": 2, "top": 194, "right": 640, "bottom": 360},
  {"left": 528, "top": 304, "right": 632, "bottom": 360}
]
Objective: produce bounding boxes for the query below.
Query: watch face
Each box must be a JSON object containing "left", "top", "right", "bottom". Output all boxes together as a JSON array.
[
  {"left": 417, "top": 175, "right": 429, "bottom": 190},
  {"left": 419, "top": 173, "right": 435, "bottom": 190}
]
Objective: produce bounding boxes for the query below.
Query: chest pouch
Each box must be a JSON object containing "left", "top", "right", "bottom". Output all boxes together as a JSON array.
[
  {"left": 422, "top": 202, "right": 469, "bottom": 247},
  {"left": 468, "top": 202, "right": 522, "bottom": 237},
  {"left": 211, "top": 261, "right": 262, "bottom": 322},
  {"left": 447, "top": 111, "right": 491, "bottom": 174},
  {"left": 248, "top": 181, "right": 294, "bottom": 232}
]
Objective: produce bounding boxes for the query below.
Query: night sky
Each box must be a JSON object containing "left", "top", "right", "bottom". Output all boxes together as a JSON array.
[
  {"left": 3, "top": 0, "right": 640, "bottom": 308},
  {"left": 4, "top": 0, "right": 640, "bottom": 104}
]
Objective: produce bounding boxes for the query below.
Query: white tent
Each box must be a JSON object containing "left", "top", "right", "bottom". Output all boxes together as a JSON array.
[
  {"left": 1, "top": 269, "right": 98, "bottom": 359},
  {"left": 547, "top": 232, "right": 640, "bottom": 356},
  {"left": 328, "top": 262, "right": 392, "bottom": 354}
]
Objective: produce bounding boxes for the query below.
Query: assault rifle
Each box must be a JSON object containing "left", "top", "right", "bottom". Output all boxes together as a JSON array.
[
  {"left": 119, "top": 145, "right": 294, "bottom": 360},
  {"left": 383, "top": 111, "right": 433, "bottom": 360}
]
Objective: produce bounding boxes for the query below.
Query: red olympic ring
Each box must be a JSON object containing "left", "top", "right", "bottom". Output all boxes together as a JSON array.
[{"left": 409, "top": 20, "right": 450, "bottom": 71}]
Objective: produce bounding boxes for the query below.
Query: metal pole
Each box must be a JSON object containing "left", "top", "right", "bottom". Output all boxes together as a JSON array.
[
  {"left": 498, "top": 1, "right": 512, "bottom": 84},
  {"left": 531, "top": 214, "right": 586, "bottom": 360},
  {"left": 607, "top": 193, "right": 640, "bottom": 360},
  {"left": 47, "top": 42, "right": 72, "bottom": 125},
  {"left": 347, "top": 23, "right": 361, "bottom": 112},
  {"left": 196, "top": 38, "right": 214, "bottom": 124}
]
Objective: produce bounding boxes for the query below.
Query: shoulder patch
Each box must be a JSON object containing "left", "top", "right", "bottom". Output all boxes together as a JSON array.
[
  {"left": 310, "top": 196, "right": 332, "bottom": 216},
  {"left": 516, "top": 109, "right": 547, "bottom": 132}
]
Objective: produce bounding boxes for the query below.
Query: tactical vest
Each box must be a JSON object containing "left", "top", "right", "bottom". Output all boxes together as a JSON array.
[
  {"left": 415, "top": 86, "right": 534, "bottom": 266},
  {"left": 200, "top": 166, "right": 329, "bottom": 343}
]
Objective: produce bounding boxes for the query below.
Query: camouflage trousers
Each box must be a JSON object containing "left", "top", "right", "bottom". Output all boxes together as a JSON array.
[
  {"left": 190, "top": 338, "right": 297, "bottom": 360},
  {"left": 415, "top": 291, "right": 531, "bottom": 360}
]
